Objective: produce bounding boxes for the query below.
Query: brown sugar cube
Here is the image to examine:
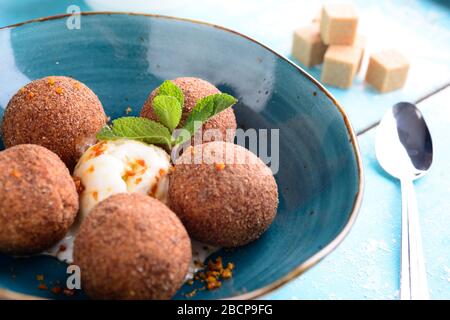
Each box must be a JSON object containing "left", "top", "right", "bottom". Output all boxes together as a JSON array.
[
  {"left": 292, "top": 25, "right": 328, "bottom": 68},
  {"left": 365, "top": 50, "right": 409, "bottom": 93},
  {"left": 321, "top": 46, "right": 361, "bottom": 89},
  {"left": 320, "top": 4, "right": 358, "bottom": 45},
  {"left": 354, "top": 34, "right": 366, "bottom": 72}
]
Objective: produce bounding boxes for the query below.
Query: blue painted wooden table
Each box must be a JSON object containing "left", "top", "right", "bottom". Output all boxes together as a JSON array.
[{"left": 0, "top": 0, "right": 449, "bottom": 299}]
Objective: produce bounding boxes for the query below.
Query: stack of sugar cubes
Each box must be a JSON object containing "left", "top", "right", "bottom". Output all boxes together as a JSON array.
[{"left": 292, "top": 4, "right": 409, "bottom": 93}]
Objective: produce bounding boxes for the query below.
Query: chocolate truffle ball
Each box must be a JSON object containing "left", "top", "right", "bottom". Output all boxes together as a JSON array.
[
  {"left": 0, "top": 144, "right": 79, "bottom": 255},
  {"left": 169, "top": 141, "right": 278, "bottom": 247},
  {"left": 141, "top": 77, "right": 236, "bottom": 143},
  {"left": 1, "top": 76, "right": 107, "bottom": 170},
  {"left": 73, "top": 193, "right": 191, "bottom": 300}
]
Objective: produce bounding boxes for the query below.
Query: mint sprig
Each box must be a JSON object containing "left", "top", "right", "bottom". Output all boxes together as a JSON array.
[
  {"left": 96, "top": 80, "right": 237, "bottom": 149},
  {"left": 96, "top": 117, "right": 173, "bottom": 147}
]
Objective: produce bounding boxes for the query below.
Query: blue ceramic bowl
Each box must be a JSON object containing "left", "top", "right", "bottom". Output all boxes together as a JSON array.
[{"left": 0, "top": 13, "right": 363, "bottom": 300}]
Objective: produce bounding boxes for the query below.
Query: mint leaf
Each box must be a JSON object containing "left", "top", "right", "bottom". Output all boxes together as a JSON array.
[
  {"left": 210, "top": 93, "right": 237, "bottom": 114},
  {"left": 152, "top": 95, "right": 182, "bottom": 132},
  {"left": 157, "top": 80, "right": 184, "bottom": 107},
  {"left": 96, "top": 117, "right": 173, "bottom": 147},
  {"left": 183, "top": 96, "right": 215, "bottom": 135},
  {"left": 183, "top": 93, "right": 237, "bottom": 136}
]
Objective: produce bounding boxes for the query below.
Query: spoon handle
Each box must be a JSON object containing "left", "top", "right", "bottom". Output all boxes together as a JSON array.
[
  {"left": 401, "top": 179, "right": 430, "bottom": 300},
  {"left": 400, "top": 180, "right": 411, "bottom": 300}
]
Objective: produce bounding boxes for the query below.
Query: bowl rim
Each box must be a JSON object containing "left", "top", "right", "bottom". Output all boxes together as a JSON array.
[{"left": 0, "top": 11, "right": 364, "bottom": 301}]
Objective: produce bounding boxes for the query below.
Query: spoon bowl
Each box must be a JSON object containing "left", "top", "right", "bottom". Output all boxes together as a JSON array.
[{"left": 376, "top": 102, "right": 433, "bottom": 180}]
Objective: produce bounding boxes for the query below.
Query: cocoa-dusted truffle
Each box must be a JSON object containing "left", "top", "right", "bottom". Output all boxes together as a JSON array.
[
  {"left": 141, "top": 77, "right": 237, "bottom": 143},
  {"left": 0, "top": 144, "right": 79, "bottom": 255},
  {"left": 169, "top": 141, "right": 278, "bottom": 247},
  {"left": 1, "top": 76, "right": 107, "bottom": 170},
  {"left": 73, "top": 193, "right": 191, "bottom": 300}
]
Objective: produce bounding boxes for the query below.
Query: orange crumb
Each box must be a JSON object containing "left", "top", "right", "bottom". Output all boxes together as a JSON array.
[
  {"left": 221, "top": 269, "right": 232, "bottom": 279},
  {"left": 47, "top": 78, "right": 55, "bottom": 86},
  {"left": 73, "top": 177, "right": 85, "bottom": 194},
  {"left": 38, "top": 283, "right": 48, "bottom": 290},
  {"left": 55, "top": 87, "right": 63, "bottom": 95},
  {"left": 214, "top": 271, "right": 222, "bottom": 277},
  {"left": 63, "top": 288, "right": 75, "bottom": 296},
  {"left": 159, "top": 168, "right": 166, "bottom": 176},
  {"left": 87, "top": 165, "right": 95, "bottom": 173},
  {"left": 135, "top": 178, "right": 142, "bottom": 184},
  {"left": 90, "top": 141, "right": 107, "bottom": 158},
  {"left": 208, "top": 256, "right": 223, "bottom": 271},
  {"left": 206, "top": 280, "right": 222, "bottom": 290},
  {"left": 189, "top": 256, "right": 234, "bottom": 292},
  {"left": 185, "top": 289, "right": 197, "bottom": 298},
  {"left": 215, "top": 163, "right": 225, "bottom": 171},
  {"left": 149, "top": 183, "right": 158, "bottom": 197},
  {"left": 123, "top": 170, "right": 136, "bottom": 180},
  {"left": 51, "top": 286, "right": 62, "bottom": 294},
  {"left": 123, "top": 160, "right": 148, "bottom": 182},
  {"left": 10, "top": 169, "right": 22, "bottom": 178},
  {"left": 73, "top": 82, "right": 81, "bottom": 90},
  {"left": 136, "top": 159, "right": 146, "bottom": 167},
  {"left": 28, "top": 92, "right": 35, "bottom": 99},
  {"left": 92, "top": 191, "right": 99, "bottom": 201}
]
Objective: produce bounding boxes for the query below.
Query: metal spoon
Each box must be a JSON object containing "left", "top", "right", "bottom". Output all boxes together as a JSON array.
[{"left": 375, "top": 102, "right": 433, "bottom": 300}]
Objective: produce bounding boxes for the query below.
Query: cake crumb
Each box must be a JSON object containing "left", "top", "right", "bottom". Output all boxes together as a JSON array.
[
  {"left": 37, "top": 283, "right": 48, "bottom": 290},
  {"left": 10, "top": 169, "right": 22, "bottom": 178},
  {"left": 215, "top": 163, "right": 225, "bottom": 171},
  {"left": 185, "top": 289, "right": 197, "bottom": 298},
  {"left": 73, "top": 177, "right": 85, "bottom": 194},
  {"left": 63, "top": 288, "right": 75, "bottom": 296},
  {"left": 51, "top": 286, "right": 62, "bottom": 294}
]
